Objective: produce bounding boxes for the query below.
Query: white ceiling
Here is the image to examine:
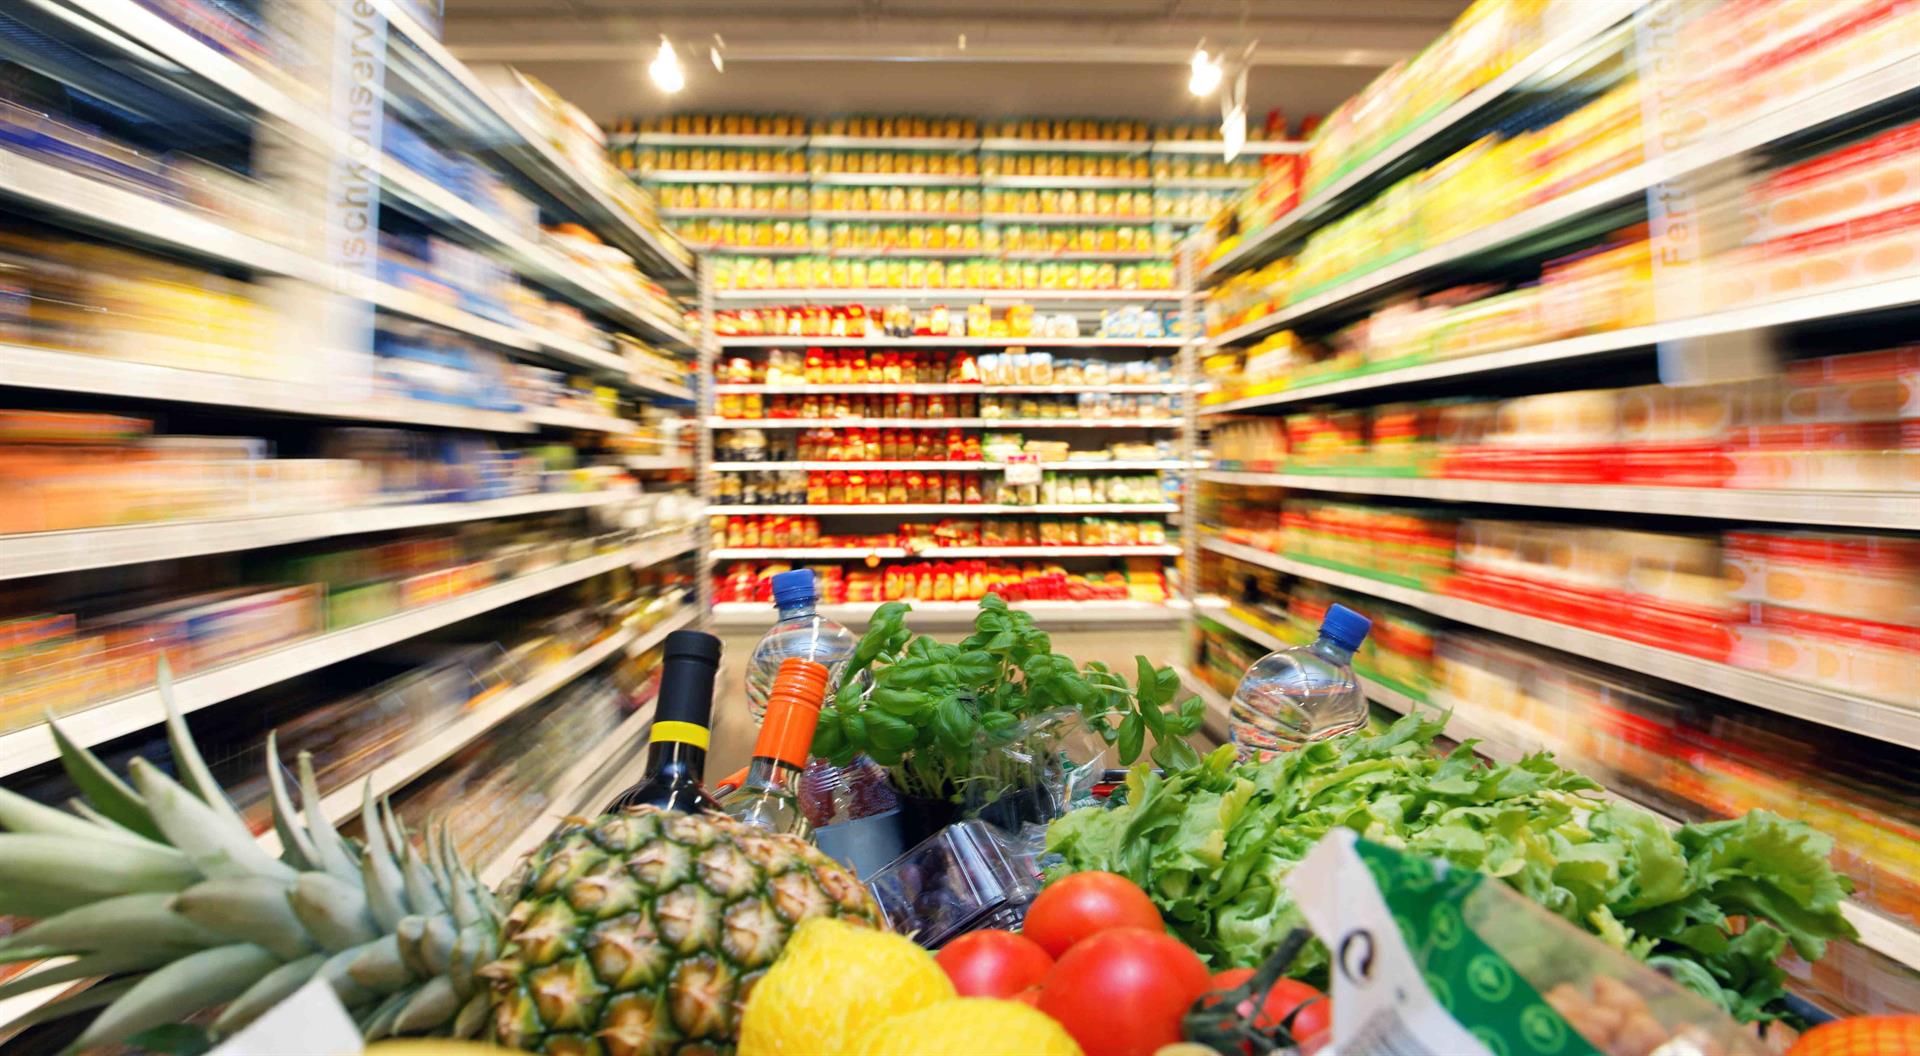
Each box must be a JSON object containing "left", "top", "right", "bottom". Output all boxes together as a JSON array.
[{"left": 443, "top": 0, "right": 1467, "bottom": 124}]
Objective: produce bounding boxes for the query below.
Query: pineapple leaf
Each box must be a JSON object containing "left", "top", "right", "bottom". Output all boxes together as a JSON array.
[
  {"left": 291, "top": 873, "right": 381, "bottom": 952},
  {"left": 391, "top": 974, "right": 460, "bottom": 1034},
  {"left": 2, "top": 974, "right": 145, "bottom": 1034},
  {"left": 0, "top": 893, "right": 222, "bottom": 961},
  {"left": 0, "top": 949, "right": 180, "bottom": 1003},
  {"left": 452, "top": 991, "right": 490, "bottom": 1038},
  {"left": 316, "top": 941, "right": 379, "bottom": 1008},
  {"left": 265, "top": 733, "right": 319, "bottom": 871},
  {"left": 0, "top": 783, "right": 155, "bottom": 848},
  {"left": 72, "top": 943, "right": 279, "bottom": 1052},
  {"left": 130, "top": 759, "right": 296, "bottom": 883},
  {"left": 346, "top": 934, "right": 414, "bottom": 992},
  {"left": 360, "top": 988, "right": 414, "bottom": 1041},
  {"left": 398, "top": 838, "right": 446, "bottom": 918},
  {"left": 360, "top": 783, "right": 411, "bottom": 930},
  {"left": 49, "top": 721, "right": 163, "bottom": 841},
  {"left": 0, "top": 834, "right": 200, "bottom": 918},
  {"left": 297, "top": 752, "right": 360, "bottom": 883},
  {"left": 156, "top": 658, "right": 250, "bottom": 835},
  {"left": 170, "top": 877, "right": 316, "bottom": 961},
  {"left": 380, "top": 798, "right": 408, "bottom": 861},
  {"left": 211, "top": 953, "right": 324, "bottom": 1037}
]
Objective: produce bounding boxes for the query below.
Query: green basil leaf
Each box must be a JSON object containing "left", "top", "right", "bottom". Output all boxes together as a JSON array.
[
  {"left": 869, "top": 686, "right": 926, "bottom": 716},
  {"left": 1117, "top": 713, "right": 1145, "bottom": 763},
  {"left": 866, "top": 711, "right": 919, "bottom": 751}
]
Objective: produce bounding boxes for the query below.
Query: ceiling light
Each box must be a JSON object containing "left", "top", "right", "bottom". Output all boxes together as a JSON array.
[
  {"left": 650, "top": 36, "right": 685, "bottom": 93},
  {"left": 1188, "top": 47, "right": 1223, "bottom": 96},
  {"left": 711, "top": 33, "right": 726, "bottom": 72}
]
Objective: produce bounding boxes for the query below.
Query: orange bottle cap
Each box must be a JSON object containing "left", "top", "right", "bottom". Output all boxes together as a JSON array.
[{"left": 757, "top": 657, "right": 829, "bottom": 767}]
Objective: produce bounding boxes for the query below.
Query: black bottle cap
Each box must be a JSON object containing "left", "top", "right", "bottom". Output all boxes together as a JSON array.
[{"left": 663, "top": 629, "right": 723, "bottom": 667}]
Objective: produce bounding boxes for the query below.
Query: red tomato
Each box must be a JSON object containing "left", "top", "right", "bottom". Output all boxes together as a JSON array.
[
  {"left": 1021, "top": 871, "right": 1163, "bottom": 959},
  {"left": 1012, "top": 986, "right": 1044, "bottom": 1008},
  {"left": 934, "top": 930, "right": 1054, "bottom": 998},
  {"left": 1203, "top": 968, "right": 1332, "bottom": 1052},
  {"left": 1035, "top": 926, "right": 1211, "bottom": 1056}
]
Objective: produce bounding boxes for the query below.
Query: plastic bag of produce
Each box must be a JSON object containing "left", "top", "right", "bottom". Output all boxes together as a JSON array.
[{"left": 1287, "top": 829, "right": 1770, "bottom": 1056}]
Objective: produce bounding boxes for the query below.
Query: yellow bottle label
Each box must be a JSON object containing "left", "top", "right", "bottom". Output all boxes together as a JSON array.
[{"left": 650, "top": 720, "right": 711, "bottom": 750}]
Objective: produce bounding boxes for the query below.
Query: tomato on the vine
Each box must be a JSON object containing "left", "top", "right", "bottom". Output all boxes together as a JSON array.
[
  {"left": 1203, "top": 968, "right": 1332, "bottom": 1053},
  {"left": 1021, "top": 871, "right": 1164, "bottom": 959},
  {"left": 1035, "top": 926, "right": 1211, "bottom": 1056},
  {"left": 934, "top": 929, "right": 1053, "bottom": 998}
]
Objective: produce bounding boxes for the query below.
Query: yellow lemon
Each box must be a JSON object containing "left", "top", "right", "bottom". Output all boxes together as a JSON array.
[
  {"left": 739, "top": 917, "right": 955, "bottom": 1055},
  {"left": 851, "top": 997, "right": 1084, "bottom": 1056}
]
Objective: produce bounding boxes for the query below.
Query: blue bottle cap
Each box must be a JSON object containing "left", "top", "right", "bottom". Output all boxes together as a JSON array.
[
  {"left": 770, "top": 568, "right": 817, "bottom": 609},
  {"left": 1320, "top": 603, "right": 1372, "bottom": 652}
]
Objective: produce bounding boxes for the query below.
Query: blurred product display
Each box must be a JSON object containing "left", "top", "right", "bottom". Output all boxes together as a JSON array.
[{"left": 8, "top": 0, "right": 1920, "bottom": 1046}]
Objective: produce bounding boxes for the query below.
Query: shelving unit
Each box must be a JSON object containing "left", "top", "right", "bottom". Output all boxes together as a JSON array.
[
  {"left": 0, "top": 531, "right": 695, "bottom": 780},
  {"left": 707, "top": 416, "right": 1181, "bottom": 429},
  {"left": 0, "top": 10, "right": 711, "bottom": 1035},
  {"left": 712, "top": 597, "right": 1191, "bottom": 628},
  {"left": 1183, "top": 1, "right": 1920, "bottom": 1011}
]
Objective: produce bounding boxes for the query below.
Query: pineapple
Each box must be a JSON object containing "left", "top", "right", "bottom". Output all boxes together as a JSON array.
[{"left": 0, "top": 665, "right": 881, "bottom": 1053}]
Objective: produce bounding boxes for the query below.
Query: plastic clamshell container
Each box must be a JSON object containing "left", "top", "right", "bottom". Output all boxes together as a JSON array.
[{"left": 863, "top": 819, "right": 1040, "bottom": 948}]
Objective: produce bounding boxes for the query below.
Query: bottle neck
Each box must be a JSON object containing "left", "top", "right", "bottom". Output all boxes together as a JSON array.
[
  {"left": 1310, "top": 634, "right": 1356, "bottom": 666},
  {"left": 774, "top": 598, "right": 816, "bottom": 620},
  {"left": 644, "top": 738, "right": 708, "bottom": 781},
  {"left": 742, "top": 756, "right": 801, "bottom": 792}
]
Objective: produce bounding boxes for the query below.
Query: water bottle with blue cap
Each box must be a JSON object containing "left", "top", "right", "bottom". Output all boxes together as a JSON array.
[
  {"left": 1228, "top": 603, "right": 1373, "bottom": 761},
  {"left": 746, "top": 568, "right": 865, "bottom": 721}
]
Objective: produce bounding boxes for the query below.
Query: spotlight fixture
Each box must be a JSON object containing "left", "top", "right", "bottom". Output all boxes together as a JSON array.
[
  {"left": 1188, "top": 46, "right": 1223, "bottom": 96},
  {"left": 649, "top": 35, "right": 685, "bottom": 93}
]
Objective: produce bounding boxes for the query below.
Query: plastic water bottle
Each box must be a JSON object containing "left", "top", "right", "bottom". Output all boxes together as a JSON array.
[
  {"left": 1228, "top": 603, "right": 1373, "bottom": 761},
  {"left": 746, "top": 568, "right": 864, "bottom": 721}
]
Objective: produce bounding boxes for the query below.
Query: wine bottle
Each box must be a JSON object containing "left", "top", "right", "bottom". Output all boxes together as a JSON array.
[
  {"left": 605, "top": 629, "right": 724, "bottom": 814},
  {"left": 719, "top": 656, "right": 827, "bottom": 836}
]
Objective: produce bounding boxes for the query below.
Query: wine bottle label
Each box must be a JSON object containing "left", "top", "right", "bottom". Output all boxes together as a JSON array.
[{"left": 650, "top": 720, "right": 712, "bottom": 750}]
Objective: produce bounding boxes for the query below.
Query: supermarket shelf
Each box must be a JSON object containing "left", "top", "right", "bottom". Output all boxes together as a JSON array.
[
  {"left": 525, "top": 405, "right": 638, "bottom": 434},
  {"left": 624, "top": 453, "right": 694, "bottom": 471},
  {"left": 712, "top": 598, "right": 1187, "bottom": 628},
  {"left": 985, "top": 175, "right": 1153, "bottom": 190},
  {"left": 292, "top": 608, "right": 696, "bottom": 850},
  {"left": 530, "top": 331, "right": 632, "bottom": 375},
  {"left": 810, "top": 172, "right": 983, "bottom": 187},
  {"left": 714, "top": 288, "right": 1183, "bottom": 302},
  {"left": 1202, "top": 273, "right": 1920, "bottom": 412},
  {"left": 0, "top": 146, "right": 324, "bottom": 282},
  {"left": 984, "top": 213, "right": 1164, "bottom": 226},
  {"left": 372, "top": 0, "right": 694, "bottom": 285},
  {"left": 1199, "top": 0, "right": 1638, "bottom": 281},
  {"left": 1197, "top": 537, "right": 1920, "bottom": 752},
  {"left": 1199, "top": 471, "right": 1920, "bottom": 532},
  {"left": 1843, "top": 905, "right": 1920, "bottom": 973},
  {"left": 641, "top": 170, "right": 810, "bottom": 184},
  {"left": 711, "top": 460, "right": 1186, "bottom": 472},
  {"left": 705, "top": 503, "right": 1177, "bottom": 515},
  {"left": 714, "top": 383, "right": 1180, "bottom": 394},
  {"left": 813, "top": 210, "right": 984, "bottom": 222},
  {"left": 627, "top": 372, "right": 697, "bottom": 403},
  {"left": 1207, "top": 38, "right": 1920, "bottom": 336},
  {"left": 478, "top": 692, "right": 658, "bottom": 888},
  {"left": 1153, "top": 178, "right": 1254, "bottom": 190},
  {"left": 1002, "top": 250, "right": 1165, "bottom": 261},
  {"left": 0, "top": 343, "right": 535, "bottom": 433},
  {"left": 0, "top": 535, "right": 693, "bottom": 780},
  {"left": 660, "top": 207, "right": 812, "bottom": 219},
  {"left": 0, "top": 490, "right": 633, "bottom": 582},
  {"left": 355, "top": 278, "right": 538, "bottom": 352},
  {"left": 1151, "top": 140, "right": 1308, "bottom": 156},
  {"left": 809, "top": 135, "right": 981, "bottom": 150},
  {"left": 633, "top": 133, "right": 809, "bottom": 147},
  {"left": 714, "top": 336, "right": 1184, "bottom": 348},
  {"left": 711, "top": 545, "right": 1181, "bottom": 559},
  {"left": 980, "top": 139, "right": 1150, "bottom": 154},
  {"left": 706, "top": 416, "right": 1181, "bottom": 429}
]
